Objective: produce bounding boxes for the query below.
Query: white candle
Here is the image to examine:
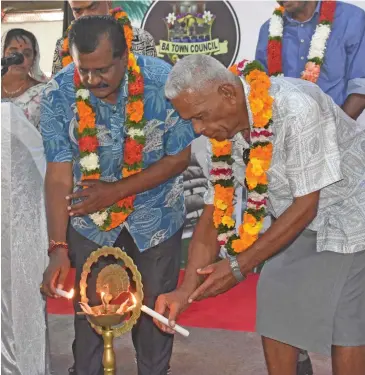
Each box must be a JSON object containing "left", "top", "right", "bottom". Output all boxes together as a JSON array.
[
  {"left": 141, "top": 304, "right": 190, "bottom": 337},
  {"left": 55, "top": 288, "right": 74, "bottom": 299}
]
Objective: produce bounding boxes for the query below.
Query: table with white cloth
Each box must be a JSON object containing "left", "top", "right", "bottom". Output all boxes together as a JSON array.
[{"left": 1, "top": 102, "right": 50, "bottom": 375}]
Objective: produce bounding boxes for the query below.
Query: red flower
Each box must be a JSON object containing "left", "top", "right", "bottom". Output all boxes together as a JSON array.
[
  {"left": 252, "top": 130, "right": 273, "bottom": 137},
  {"left": 79, "top": 136, "right": 98, "bottom": 152},
  {"left": 247, "top": 198, "right": 267, "bottom": 207},
  {"left": 210, "top": 168, "right": 232, "bottom": 176},
  {"left": 124, "top": 138, "right": 144, "bottom": 165},
  {"left": 117, "top": 195, "right": 135, "bottom": 209},
  {"left": 267, "top": 39, "right": 282, "bottom": 76},
  {"left": 129, "top": 72, "right": 144, "bottom": 96},
  {"left": 319, "top": 1, "right": 336, "bottom": 23}
]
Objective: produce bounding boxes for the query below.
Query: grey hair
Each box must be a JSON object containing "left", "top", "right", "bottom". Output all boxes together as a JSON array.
[{"left": 165, "top": 54, "right": 239, "bottom": 100}]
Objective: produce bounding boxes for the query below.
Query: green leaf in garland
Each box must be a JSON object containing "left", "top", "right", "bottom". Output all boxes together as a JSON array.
[{"left": 242, "top": 60, "right": 266, "bottom": 77}]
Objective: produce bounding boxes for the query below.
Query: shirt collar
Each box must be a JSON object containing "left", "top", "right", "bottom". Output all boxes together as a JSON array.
[{"left": 283, "top": 1, "right": 321, "bottom": 24}]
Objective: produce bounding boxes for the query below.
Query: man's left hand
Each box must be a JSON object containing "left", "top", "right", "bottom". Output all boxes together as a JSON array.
[
  {"left": 66, "top": 180, "right": 121, "bottom": 216},
  {"left": 188, "top": 259, "right": 238, "bottom": 302}
]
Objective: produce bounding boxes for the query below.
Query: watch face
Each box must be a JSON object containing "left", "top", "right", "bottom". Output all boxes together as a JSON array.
[{"left": 242, "top": 148, "right": 250, "bottom": 165}]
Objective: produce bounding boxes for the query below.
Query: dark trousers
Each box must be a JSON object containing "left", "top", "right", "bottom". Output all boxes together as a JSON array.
[{"left": 68, "top": 226, "right": 183, "bottom": 375}]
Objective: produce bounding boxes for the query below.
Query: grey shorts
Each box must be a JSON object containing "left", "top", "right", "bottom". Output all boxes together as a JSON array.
[{"left": 256, "top": 229, "right": 365, "bottom": 355}]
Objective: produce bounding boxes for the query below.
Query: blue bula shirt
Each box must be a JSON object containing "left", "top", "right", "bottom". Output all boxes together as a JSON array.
[
  {"left": 41, "top": 55, "right": 196, "bottom": 251},
  {"left": 255, "top": 1, "right": 365, "bottom": 106}
]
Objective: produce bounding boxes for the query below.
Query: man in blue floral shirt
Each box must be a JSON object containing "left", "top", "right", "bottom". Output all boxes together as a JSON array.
[{"left": 40, "top": 16, "right": 195, "bottom": 375}]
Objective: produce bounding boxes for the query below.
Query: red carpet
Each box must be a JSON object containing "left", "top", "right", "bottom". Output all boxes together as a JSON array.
[{"left": 47, "top": 269, "right": 258, "bottom": 332}]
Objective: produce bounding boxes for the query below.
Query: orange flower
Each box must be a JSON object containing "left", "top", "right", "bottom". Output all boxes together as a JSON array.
[
  {"left": 123, "top": 25, "right": 133, "bottom": 50},
  {"left": 78, "top": 114, "right": 96, "bottom": 133},
  {"left": 246, "top": 70, "right": 271, "bottom": 87},
  {"left": 257, "top": 173, "right": 268, "bottom": 185},
  {"left": 226, "top": 205, "right": 234, "bottom": 217},
  {"left": 126, "top": 100, "right": 143, "bottom": 122},
  {"left": 213, "top": 208, "right": 224, "bottom": 227},
  {"left": 250, "top": 144, "right": 273, "bottom": 161},
  {"left": 211, "top": 139, "right": 232, "bottom": 157},
  {"left": 243, "top": 213, "right": 257, "bottom": 226},
  {"left": 214, "top": 185, "right": 235, "bottom": 205},
  {"left": 62, "top": 55, "right": 73, "bottom": 67},
  {"left": 108, "top": 211, "right": 129, "bottom": 230},
  {"left": 117, "top": 196, "right": 135, "bottom": 210},
  {"left": 253, "top": 114, "right": 270, "bottom": 128},
  {"left": 115, "top": 11, "right": 128, "bottom": 19},
  {"left": 229, "top": 64, "right": 239, "bottom": 75},
  {"left": 123, "top": 167, "right": 141, "bottom": 177},
  {"left": 62, "top": 37, "right": 69, "bottom": 51},
  {"left": 82, "top": 173, "right": 100, "bottom": 181},
  {"left": 77, "top": 101, "right": 93, "bottom": 116}
]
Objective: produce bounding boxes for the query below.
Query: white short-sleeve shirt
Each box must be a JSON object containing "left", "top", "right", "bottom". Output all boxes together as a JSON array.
[{"left": 204, "top": 77, "right": 365, "bottom": 254}]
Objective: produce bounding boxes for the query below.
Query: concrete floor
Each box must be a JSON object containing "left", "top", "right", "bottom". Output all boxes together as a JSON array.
[{"left": 48, "top": 315, "right": 332, "bottom": 375}]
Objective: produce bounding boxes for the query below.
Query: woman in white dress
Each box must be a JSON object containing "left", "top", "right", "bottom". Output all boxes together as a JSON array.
[
  {"left": 1, "top": 28, "right": 51, "bottom": 375},
  {"left": 1, "top": 28, "right": 48, "bottom": 130}
]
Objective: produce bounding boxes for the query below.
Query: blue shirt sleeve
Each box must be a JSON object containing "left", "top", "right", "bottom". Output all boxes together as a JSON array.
[
  {"left": 40, "top": 80, "right": 73, "bottom": 163},
  {"left": 255, "top": 21, "right": 270, "bottom": 73},
  {"left": 346, "top": 10, "right": 365, "bottom": 97},
  {"left": 163, "top": 101, "right": 196, "bottom": 155}
]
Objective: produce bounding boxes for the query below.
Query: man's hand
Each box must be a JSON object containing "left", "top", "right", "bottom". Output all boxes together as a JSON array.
[
  {"left": 66, "top": 180, "right": 121, "bottom": 216},
  {"left": 41, "top": 248, "right": 70, "bottom": 298},
  {"left": 188, "top": 259, "right": 238, "bottom": 302},
  {"left": 154, "top": 289, "right": 191, "bottom": 334}
]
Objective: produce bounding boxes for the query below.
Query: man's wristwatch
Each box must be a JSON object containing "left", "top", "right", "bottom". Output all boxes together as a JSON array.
[{"left": 228, "top": 256, "right": 246, "bottom": 282}]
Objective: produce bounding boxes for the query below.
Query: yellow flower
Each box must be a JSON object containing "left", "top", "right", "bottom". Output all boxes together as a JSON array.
[
  {"left": 222, "top": 215, "right": 235, "bottom": 228},
  {"left": 215, "top": 199, "right": 228, "bottom": 210},
  {"left": 243, "top": 220, "right": 263, "bottom": 236},
  {"left": 250, "top": 158, "right": 264, "bottom": 176},
  {"left": 249, "top": 97, "right": 264, "bottom": 114}
]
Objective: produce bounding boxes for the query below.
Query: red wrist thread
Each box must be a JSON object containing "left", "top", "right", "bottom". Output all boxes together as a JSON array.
[{"left": 48, "top": 240, "right": 69, "bottom": 256}]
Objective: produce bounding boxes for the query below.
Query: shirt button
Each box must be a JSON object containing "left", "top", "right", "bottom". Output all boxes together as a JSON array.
[
  {"left": 301, "top": 56, "right": 304, "bottom": 60},
  {"left": 301, "top": 39, "right": 304, "bottom": 43},
  {"left": 300, "top": 24, "right": 304, "bottom": 27}
]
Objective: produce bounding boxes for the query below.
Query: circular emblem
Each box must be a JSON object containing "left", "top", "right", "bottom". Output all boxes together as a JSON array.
[{"left": 141, "top": 1, "right": 240, "bottom": 67}]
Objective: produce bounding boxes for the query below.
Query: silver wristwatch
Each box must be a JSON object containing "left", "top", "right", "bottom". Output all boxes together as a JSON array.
[{"left": 228, "top": 256, "right": 246, "bottom": 282}]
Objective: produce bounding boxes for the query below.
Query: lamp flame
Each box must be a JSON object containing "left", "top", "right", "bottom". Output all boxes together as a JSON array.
[{"left": 67, "top": 288, "right": 75, "bottom": 299}]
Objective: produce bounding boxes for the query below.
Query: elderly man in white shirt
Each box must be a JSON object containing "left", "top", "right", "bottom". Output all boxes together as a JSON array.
[{"left": 154, "top": 54, "right": 365, "bottom": 375}]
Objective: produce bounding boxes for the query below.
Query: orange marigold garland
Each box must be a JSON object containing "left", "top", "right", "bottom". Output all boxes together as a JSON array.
[
  {"left": 74, "top": 8, "right": 146, "bottom": 231},
  {"left": 210, "top": 60, "right": 273, "bottom": 256}
]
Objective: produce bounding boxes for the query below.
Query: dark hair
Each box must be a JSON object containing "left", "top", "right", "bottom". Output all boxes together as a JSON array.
[
  {"left": 68, "top": 15, "right": 127, "bottom": 58},
  {"left": 3, "top": 28, "right": 37, "bottom": 57}
]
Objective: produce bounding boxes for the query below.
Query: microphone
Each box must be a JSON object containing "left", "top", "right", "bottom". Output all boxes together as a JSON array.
[{"left": 1, "top": 52, "right": 24, "bottom": 67}]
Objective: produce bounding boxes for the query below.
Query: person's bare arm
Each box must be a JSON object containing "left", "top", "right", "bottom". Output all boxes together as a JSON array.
[
  {"left": 42, "top": 162, "right": 73, "bottom": 297},
  {"left": 188, "top": 191, "right": 320, "bottom": 302},
  {"left": 45, "top": 162, "right": 73, "bottom": 241},
  {"left": 115, "top": 146, "right": 191, "bottom": 197},
  {"left": 67, "top": 146, "right": 192, "bottom": 216},
  {"left": 179, "top": 204, "right": 220, "bottom": 294},
  {"left": 154, "top": 204, "right": 220, "bottom": 332},
  {"left": 238, "top": 191, "right": 320, "bottom": 274},
  {"left": 342, "top": 93, "right": 365, "bottom": 120}
]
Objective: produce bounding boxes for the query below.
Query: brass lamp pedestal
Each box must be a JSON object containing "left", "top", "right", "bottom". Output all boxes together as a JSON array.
[{"left": 77, "top": 247, "right": 144, "bottom": 375}]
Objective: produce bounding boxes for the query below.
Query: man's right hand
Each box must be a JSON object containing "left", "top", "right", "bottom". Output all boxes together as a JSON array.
[
  {"left": 41, "top": 248, "right": 70, "bottom": 298},
  {"left": 154, "top": 289, "right": 191, "bottom": 334}
]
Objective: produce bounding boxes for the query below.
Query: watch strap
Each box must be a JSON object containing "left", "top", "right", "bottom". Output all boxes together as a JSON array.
[{"left": 229, "top": 256, "right": 246, "bottom": 282}]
